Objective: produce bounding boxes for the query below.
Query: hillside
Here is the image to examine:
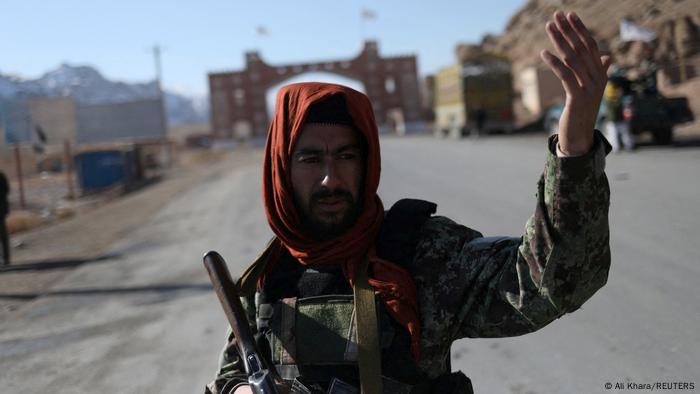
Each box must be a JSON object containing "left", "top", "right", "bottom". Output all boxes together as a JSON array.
[
  {"left": 471, "top": 0, "right": 700, "bottom": 124},
  {"left": 493, "top": 0, "right": 698, "bottom": 68}
]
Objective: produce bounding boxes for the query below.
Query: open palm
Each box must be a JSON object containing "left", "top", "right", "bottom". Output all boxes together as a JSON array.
[{"left": 541, "top": 11, "right": 612, "bottom": 155}]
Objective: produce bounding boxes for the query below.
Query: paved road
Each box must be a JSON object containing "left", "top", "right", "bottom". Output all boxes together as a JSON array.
[{"left": 1, "top": 134, "right": 698, "bottom": 393}]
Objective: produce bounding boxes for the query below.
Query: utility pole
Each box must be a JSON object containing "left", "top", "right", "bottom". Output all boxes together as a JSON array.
[
  {"left": 152, "top": 44, "right": 168, "bottom": 137},
  {"left": 153, "top": 45, "right": 163, "bottom": 88}
]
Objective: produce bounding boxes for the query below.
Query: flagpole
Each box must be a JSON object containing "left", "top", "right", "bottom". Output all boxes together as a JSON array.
[
  {"left": 255, "top": 26, "right": 268, "bottom": 51},
  {"left": 359, "top": 12, "right": 365, "bottom": 43},
  {"left": 359, "top": 8, "right": 376, "bottom": 44}
]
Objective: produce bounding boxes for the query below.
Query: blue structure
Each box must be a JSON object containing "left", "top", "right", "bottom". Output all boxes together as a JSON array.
[{"left": 74, "top": 149, "right": 136, "bottom": 193}]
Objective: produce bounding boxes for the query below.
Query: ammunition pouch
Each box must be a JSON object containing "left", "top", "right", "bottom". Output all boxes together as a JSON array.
[{"left": 259, "top": 295, "right": 397, "bottom": 381}]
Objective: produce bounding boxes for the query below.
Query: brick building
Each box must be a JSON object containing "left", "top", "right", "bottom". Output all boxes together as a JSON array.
[{"left": 208, "top": 41, "right": 424, "bottom": 139}]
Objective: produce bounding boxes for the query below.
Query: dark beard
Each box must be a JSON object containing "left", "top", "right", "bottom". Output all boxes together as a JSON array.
[{"left": 301, "top": 188, "right": 362, "bottom": 241}]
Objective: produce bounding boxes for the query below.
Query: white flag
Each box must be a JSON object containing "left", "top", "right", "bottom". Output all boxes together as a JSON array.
[
  {"left": 620, "top": 19, "right": 657, "bottom": 42},
  {"left": 256, "top": 26, "right": 269, "bottom": 36},
  {"left": 361, "top": 8, "right": 377, "bottom": 21}
]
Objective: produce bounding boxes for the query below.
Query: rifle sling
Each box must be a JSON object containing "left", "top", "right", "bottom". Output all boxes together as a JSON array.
[{"left": 354, "top": 257, "right": 383, "bottom": 394}]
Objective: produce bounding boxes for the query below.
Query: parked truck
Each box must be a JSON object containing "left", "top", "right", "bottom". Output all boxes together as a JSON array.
[
  {"left": 622, "top": 94, "right": 694, "bottom": 144},
  {"left": 434, "top": 55, "right": 514, "bottom": 138}
]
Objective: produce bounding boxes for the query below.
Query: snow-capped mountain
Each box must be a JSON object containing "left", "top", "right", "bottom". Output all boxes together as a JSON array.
[{"left": 0, "top": 64, "right": 208, "bottom": 126}]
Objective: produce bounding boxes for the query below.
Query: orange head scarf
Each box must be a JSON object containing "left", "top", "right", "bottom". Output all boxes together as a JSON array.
[{"left": 262, "top": 82, "right": 421, "bottom": 360}]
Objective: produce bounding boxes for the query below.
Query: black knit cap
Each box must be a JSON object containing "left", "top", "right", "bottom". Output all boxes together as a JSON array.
[{"left": 304, "top": 94, "right": 355, "bottom": 128}]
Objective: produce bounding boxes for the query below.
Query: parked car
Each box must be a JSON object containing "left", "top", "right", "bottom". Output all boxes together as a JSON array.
[
  {"left": 544, "top": 102, "right": 607, "bottom": 136},
  {"left": 544, "top": 93, "right": 693, "bottom": 144}
]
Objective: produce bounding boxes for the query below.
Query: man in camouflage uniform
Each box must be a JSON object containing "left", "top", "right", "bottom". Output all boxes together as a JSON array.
[{"left": 206, "top": 11, "right": 612, "bottom": 394}]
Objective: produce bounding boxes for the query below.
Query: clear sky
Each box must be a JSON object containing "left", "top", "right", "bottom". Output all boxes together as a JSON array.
[{"left": 1, "top": 0, "right": 526, "bottom": 98}]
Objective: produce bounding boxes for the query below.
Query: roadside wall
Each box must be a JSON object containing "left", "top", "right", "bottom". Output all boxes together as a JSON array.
[
  {"left": 29, "top": 97, "right": 78, "bottom": 145},
  {"left": 77, "top": 99, "right": 166, "bottom": 144}
]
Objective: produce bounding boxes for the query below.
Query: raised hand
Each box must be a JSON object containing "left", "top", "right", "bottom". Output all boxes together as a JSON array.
[{"left": 541, "top": 11, "right": 612, "bottom": 155}]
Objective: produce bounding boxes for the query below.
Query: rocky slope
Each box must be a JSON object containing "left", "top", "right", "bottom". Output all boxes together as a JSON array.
[
  {"left": 463, "top": 0, "right": 700, "bottom": 123},
  {"left": 489, "top": 0, "right": 699, "bottom": 69}
]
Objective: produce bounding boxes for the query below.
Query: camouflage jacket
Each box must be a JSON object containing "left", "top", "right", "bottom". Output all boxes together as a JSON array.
[{"left": 206, "top": 132, "right": 611, "bottom": 393}]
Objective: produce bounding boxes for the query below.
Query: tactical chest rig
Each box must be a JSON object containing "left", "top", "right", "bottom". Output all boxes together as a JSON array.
[{"left": 237, "top": 199, "right": 473, "bottom": 394}]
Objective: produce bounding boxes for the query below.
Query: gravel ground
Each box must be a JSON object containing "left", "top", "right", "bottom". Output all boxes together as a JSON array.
[
  {"left": 1, "top": 132, "right": 698, "bottom": 393},
  {"left": 0, "top": 148, "right": 259, "bottom": 320}
]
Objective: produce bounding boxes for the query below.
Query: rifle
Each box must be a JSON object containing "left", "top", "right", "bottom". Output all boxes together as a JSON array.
[{"left": 203, "top": 251, "right": 280, "bottom": 394}]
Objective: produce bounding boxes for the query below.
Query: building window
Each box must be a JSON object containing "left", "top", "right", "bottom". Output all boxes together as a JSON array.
[
  {"left": 385, "top": 77, "right": 396, "bottom": 94},
  {"left": 214, "top": 90, "right": 228, "bottom": 107},
  {"left": 234, "top": 88, "right": 245, "bottom": 106}
]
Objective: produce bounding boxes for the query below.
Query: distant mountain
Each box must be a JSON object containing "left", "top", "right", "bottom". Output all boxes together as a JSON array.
[
  {"left": 163, "top": 91, "right": 209, "bottom": 128},
  {"left": 0, "top": 63, "right": 209, "bottom": 126}
]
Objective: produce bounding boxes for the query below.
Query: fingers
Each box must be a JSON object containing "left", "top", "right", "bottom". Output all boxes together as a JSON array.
[
  {"left": 545, "top": 20, "right": 590, "bottom": 88},
  {"left": 554, "top": 12, "right": 599, "bottom": 82},
  {"left": 568, "top": 12, "right": 602, "bottom": 64},
  {"left": 545, "top": 11, "right": 610, "bottom": 94},
  {"left": 540, "top": 49, "right": 578, "bottom": 95}
]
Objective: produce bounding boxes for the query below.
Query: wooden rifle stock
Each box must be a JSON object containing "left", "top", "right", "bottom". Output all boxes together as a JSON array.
[{"left": 203, "top": 251, "right": 279, "bottom": 394}]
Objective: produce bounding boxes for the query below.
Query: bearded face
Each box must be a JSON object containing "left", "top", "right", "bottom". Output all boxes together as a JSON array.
[{"left": 290, "top": 124, "right": 365, "bottom": 241}]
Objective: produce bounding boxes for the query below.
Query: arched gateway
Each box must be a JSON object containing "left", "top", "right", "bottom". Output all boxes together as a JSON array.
[{"left": 208, "top": 41, "right": 423, "bottom": 139}]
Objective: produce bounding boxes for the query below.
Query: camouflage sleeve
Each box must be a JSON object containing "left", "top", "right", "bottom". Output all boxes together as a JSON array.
[
  {"left": 414, "top": 131, "right": 611, "bottom": 352},
  {"left": 205, "top": 295, "right": 256, "bottom": 394}
]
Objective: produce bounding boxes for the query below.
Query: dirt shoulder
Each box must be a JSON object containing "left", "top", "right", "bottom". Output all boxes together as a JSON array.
[{"left": 0, "top": 147, "right": 262, "bottom": 317}]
